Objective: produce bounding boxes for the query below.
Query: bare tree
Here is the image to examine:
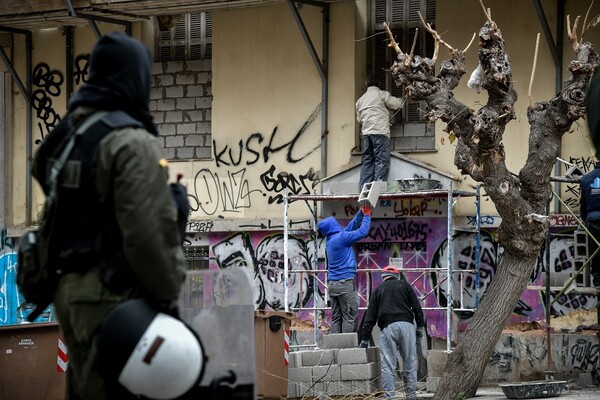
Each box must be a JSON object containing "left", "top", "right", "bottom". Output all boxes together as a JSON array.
[{"left": 384, "top": 2, "right": 598, "bottom": 398}]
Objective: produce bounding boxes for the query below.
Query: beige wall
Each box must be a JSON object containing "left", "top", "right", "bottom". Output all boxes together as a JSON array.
[
  {"left": 171, "top": 2, "right": 358, "bottom": 220},
  {"left": 408, "top": 0, "right": 600, "bottom": 216},
  {"left": 7, "top": 23, "right": 129, "bottom": 229},
  {"left": 6, "top": 0, "right": 600, "bottom": 229}
]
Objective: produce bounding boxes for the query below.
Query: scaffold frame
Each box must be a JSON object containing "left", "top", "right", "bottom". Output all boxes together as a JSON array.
[{"left": 282, "top": 184, "right": 482, "bottom": 352}]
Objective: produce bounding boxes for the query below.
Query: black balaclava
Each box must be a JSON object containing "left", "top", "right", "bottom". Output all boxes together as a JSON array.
[{"left": 68, "top": 31, "right": 158, "bottom": 135}]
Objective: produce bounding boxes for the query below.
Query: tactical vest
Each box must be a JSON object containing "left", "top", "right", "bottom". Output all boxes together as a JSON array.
[{"left": 45, "top": 111, "right": 143, "bottom": 270}]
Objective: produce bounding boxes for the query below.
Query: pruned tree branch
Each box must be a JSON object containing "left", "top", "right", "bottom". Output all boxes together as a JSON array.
[{"left": 567, "top": 14, "right": 582, "bottom": 52}]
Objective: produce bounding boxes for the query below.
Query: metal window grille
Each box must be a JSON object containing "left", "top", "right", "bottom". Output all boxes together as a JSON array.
[{"left": 184, "top": 246, "right": 210, "bottom": 270}]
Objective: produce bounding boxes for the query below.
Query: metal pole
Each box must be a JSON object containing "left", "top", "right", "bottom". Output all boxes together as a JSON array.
[
  {"left": 284, "top": 189, "right": 289, "bottom": 313},
  {"left": 545, "top": 201, "right": 553, "bottom": 375},
  {"left": 312, "top": 198, "right": 319, "bottom": 347},
  {"left": 475, "top": 185, "right": 481, "bottom": 307},
  {"left": 446, "top": 181, "right": 453, "bottom": 353}
]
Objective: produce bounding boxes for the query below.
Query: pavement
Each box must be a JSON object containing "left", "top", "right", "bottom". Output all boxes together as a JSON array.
[{"left": 471, "top": 386, "right": 600, "bottom": 400}]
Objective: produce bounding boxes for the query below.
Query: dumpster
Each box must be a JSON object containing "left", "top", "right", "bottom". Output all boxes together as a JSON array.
[
  {"left": 0, "top": 322, "right": 66, "bottom": 400},
  {"left": 254, "top": 310, "right": 293, "bottom": 399}
]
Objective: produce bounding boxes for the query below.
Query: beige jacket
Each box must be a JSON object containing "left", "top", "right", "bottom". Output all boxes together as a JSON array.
[{"left": 356, "top": 86, "right": 403, "bottom": 137}]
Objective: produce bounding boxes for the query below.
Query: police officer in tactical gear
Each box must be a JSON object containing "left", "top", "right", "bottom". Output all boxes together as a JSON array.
[{"left": 32, "top": 32, "right": 185, "bottom": 399}]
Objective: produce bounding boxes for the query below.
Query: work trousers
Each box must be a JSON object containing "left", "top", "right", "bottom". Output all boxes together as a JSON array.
[
  {"left": 359, "top": 134, "right": 391, "bottom": 191},
  {"left": 53, "top": 270, "right": 136, "bottom": 400},
  {"left": 379, "top": 321, "right": 417, "bottom": 400},
  {"left": 328, "top": 278, "right": 358, "bottom": 333}
]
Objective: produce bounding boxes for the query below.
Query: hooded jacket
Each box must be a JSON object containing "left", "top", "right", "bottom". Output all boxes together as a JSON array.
[
  {"left": 317, "top": 211, "right": 371, "bottom": 281},
  {"left": 32, "top": 32, "right": 185, "bottom": 302}
]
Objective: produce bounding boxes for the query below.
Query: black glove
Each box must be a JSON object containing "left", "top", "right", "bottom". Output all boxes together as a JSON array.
[
  {"left": 359, "top": 340, "right": 369, "bottom": 348},
  {"left": 416, "top": 328, "right": 424, "bottom": 342}
]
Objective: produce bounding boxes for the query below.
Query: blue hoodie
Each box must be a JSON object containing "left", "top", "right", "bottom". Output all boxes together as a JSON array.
[{"left": 318, "top": 211, "right": 371, "bottom": 281}]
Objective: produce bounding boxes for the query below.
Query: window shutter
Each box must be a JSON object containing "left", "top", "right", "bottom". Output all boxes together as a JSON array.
[
  {"left": 156, "top": 12, "right": 212, "bottom": 62},
  {"left": 370, "top": 0, "right": 436, "bottom": 151}
]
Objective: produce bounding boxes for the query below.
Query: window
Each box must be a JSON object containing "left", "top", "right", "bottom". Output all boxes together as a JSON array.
[
  {"left": 371, "top": 0, "right": 436, "bottom": 151},
  {"left": 156, "top": 13, "right": 212, "bottom": 61}
]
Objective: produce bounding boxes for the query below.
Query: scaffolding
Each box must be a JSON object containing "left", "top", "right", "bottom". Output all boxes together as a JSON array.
[{"left": 282, "top": 182, "right": 481, "bottom": 352}]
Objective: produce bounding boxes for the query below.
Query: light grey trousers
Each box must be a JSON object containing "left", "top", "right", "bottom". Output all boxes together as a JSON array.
[
  {"left": 328, "top": 278, "right": 358, "bottom": 333},
  {"left": 379, "top": 321, "right": 417, "bottom": 400}
]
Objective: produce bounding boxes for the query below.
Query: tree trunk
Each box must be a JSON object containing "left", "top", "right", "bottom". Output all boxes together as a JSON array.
[
  {"left": 383, "top": 9, "right": 598, "bottom": 399},
  {"left": 433, "top": 254, "right": 538, "bottom": 399}
]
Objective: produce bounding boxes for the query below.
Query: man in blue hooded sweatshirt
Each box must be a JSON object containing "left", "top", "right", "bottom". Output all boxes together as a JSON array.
[{"left": 318, "top": 204, "right": 372, "bottom": 333}]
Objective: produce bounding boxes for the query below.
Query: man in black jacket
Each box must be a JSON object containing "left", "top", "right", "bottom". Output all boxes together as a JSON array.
[{"left": 360, "top": 266, "right": 425, "bottom": 400}]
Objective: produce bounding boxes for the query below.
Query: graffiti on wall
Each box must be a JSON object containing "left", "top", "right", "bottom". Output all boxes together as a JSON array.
[
  {"left": 0, "top": 229, "right": 56, "bottom": 326},
  {"left": 189, "top": 105, "right": 322, "bottom": 216},
  {"left": 570, "top": 338, "right": 599, "bottom": 371},
  {"left": 32, "top": 62, "right": 63, "bottom": 143},
  {"left": 564, "top": 156, "right": 595, "bottom": 208},
  {"left": 207, "top": 217, "right": 598, "bottom": 338},
  {"left": 212, "top": 232, "right": 325, "bottom": 311}
]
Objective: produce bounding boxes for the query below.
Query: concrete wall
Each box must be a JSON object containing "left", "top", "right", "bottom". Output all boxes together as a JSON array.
[
  {"left": 150, "top": 60, "right": 212, "bottom": 160},
  {"left": 427, "top": 331, "right": 600, "bottom": 384}
]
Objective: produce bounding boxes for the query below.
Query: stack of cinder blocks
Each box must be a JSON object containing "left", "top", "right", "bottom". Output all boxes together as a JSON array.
[{"left": 287, "top": 333, "right": 382, "bottom": 398}]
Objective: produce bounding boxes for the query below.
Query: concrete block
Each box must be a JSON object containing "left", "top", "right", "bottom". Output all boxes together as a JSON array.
[
  {"left": 295, "top": 381, "right": 308, "bottom": 397},
  {"left": 150, "top": 87, "right": 163, "bottom": 100},
  {"left": 156, "top": 99, "right": 175, "bottom": 111},
  {"left": 197, "top": 71, "right": 211, "bottom": 84},
  {"left": 579, "top": 372, "right": 593, "bottom": 386},
  {"left": 322, "top": 333, "right": 358, "bottom": 349},
  {"left": 341, "top": 362, "right": 379, "bottom": 380},
  {"left": 367, "top": 346, "right": 381, "bottom": 362},
  {"left": 157, "top": 74, "right": 174, "bottom": 86},
  {"left": 166, "top": 86, "right": 184, "bottom": 98},
  {"left": 301, "top": 349, "right": 335, "bottom": 366},
  {"left": 151, "top": 62, "right": 163, "bottom": 74},
  {"left": 186, "top": 85, "right": 205, "bottom": 97},
  {"left": 288, "top": 366, "right": 312, "bottom": 382},
  {"left": 337, "top": 347, "right": 368, "bottom": 365},
  {"left": 165, "top": 135, "right": 184, "bottom": 148},
  {"left": 196, "top": 97, "right": 212, "bottom": 108},
  {"left": 165, "top": 111, "right": 183, "bottom": 123},
  {"left": 176, "top": 74, "right": 195, "bottom": 85},
  {"left": 427, "top": 349, "right": 448, "bottom": 378},
  {"left": 186, "top": 60, "right": 210, "bottom": 72},
  {"left": 165, "top": 61, "right": 185, "bottom": 73},
  {"left": 288, "top": 351, "right": 301, "bottom": 368},
  {"left": 287, "top": 381, "right": 297, "bottom": 398},
  {"left": 176, "top": 98, "right": 196, "bottom": 110},
  {"left": 327, "top": 181, "right": 357, "bottom": 195},
  {"left": 175, "top": 147, "right": 194, "bottom": 159},
  {"left": 427, "top": 376, "right": 441, "bottom": 392},
  {"left": 358, "top": 181, "right": 386, "bottom": 207},
  {"left": 195, "top": 146, "right": 211, "bottom": 159},
  {"left": 312, "top": 364, "right": 341, "bottom": 381},
  {"left": 176, "top": 123, "right": 197, "bottom": 134}
]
